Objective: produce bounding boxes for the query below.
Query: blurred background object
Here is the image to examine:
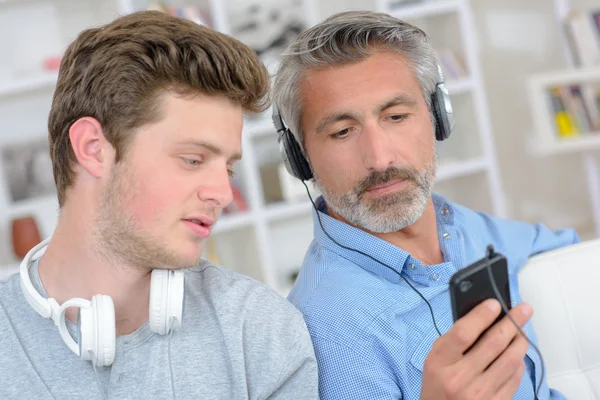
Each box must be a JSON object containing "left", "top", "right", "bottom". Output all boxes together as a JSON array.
[
  {"left": 0, "top": 0, "right": 598, "bottom": 294},
  {"left": 11, "top": 215, "right": 41, "bottom": 260}
]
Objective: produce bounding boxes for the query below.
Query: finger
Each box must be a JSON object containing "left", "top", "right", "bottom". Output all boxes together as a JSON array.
[
  {"left": 461, "top": 302, "right": 533, "bottom": 373},
  {"left": 472, "top": 335, "right": 530, "bottom": 397},
  {"left": 431, "top": 299, "right": 502, "bottom": 362},
  {"left": 490, "top": 361, "right": 526, "bottom": 400}
]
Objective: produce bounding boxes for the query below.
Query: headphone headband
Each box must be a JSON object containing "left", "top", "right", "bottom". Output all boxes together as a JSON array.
[
  {"left": 19, "top": 238, "right": 98, "bottom": 359},
  {"left": 19, "top": 237, "right": 184, "bottom": 367},
  {"left": 20, "top": 238, "right": 53, "bottom": 319}
]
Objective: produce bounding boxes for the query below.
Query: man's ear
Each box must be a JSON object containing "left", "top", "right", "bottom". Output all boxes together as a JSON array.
[{"left": 69, "top": 117, "right": 114, "bottom": 178}]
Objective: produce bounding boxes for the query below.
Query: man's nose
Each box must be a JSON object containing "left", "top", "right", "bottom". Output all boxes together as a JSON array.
[
  {"left": 198, "top": 167, "right": 234, "bottom": 208},
  {"left": 360, "top": 122, "right": 395, "bottom": 172}
]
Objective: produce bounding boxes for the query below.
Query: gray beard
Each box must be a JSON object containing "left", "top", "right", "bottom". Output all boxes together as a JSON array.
[{"left": 314, "top": 157, "right": 436, "bottom": 233}]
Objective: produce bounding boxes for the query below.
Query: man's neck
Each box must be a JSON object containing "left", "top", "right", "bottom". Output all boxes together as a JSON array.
[
  {"left": 37, "top": 206, "right": 152, "bottom": 336},
  {"left": 330, "top": 197, "right": 443, "bottom": 266}
]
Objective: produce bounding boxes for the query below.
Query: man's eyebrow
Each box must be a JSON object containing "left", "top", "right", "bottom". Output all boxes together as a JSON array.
[
  {"left": 315, "top": 112, "right": 361, "bottom": 136},
  {"left": 314, "top": 94, "right": 418, "bottom": 135},
  {"left": 376, "top": 94, "right": 418, "bottom": 114},
  {"left": 175, "top": 140, "right": 242, "bottom": 161}
]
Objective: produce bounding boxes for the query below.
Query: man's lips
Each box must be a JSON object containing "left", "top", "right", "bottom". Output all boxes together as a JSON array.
[
  {"left": 182, "top": 216, "right": 214, "bottom": 227},
  {"left": 182, "top": 216, "right": 215, "bottom": 238},
  {"left": 366, "top": 178, "right": 406, "bottom": 193}
]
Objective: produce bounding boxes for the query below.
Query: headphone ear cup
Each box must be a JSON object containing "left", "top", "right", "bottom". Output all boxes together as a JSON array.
[
  {"left": 431, "top": 90, "right": 445, "bottom": 141},
  {"left": 281, "top": 129, "right": 313, "bottom": 181},
  {"left": 432, "top": 84, "right": 453, "bottom": 141},
  {"left": 79, "top": 295, "right": 115, "bottom": 367},
  {"left": 149, "top": 269, "right": 168, "bottom": 335},
  {"left": 166, "top": 270, "right": 184, "bottom": 332},
  {"left": 149, "top": 269, "right": 184, "bottom": 335}
]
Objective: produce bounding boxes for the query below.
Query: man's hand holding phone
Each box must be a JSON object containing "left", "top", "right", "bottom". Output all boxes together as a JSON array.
[{"left": 420, "top": 299, "right": 533, "bottom": 400}]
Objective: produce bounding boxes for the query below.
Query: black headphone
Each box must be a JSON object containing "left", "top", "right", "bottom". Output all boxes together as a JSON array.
[{"left": 272, "top": 64, "right": 455, "bottom": 181}]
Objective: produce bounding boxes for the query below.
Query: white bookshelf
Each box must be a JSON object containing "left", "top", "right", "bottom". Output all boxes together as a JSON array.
[
  {"left": 0, "top": 0, "right": 508, "bottom": 295},
  {"left": 376, "top": 0, "right": 508, "bottom": 218},
  {"left": 526, "top": 0, "right": 600, "bottom": 236},
  {"left": 0, "top": 0, "right": 319, "bottom": 294},
  {"left": 0, "top": 0, "right": 110, "bottom": 282}
]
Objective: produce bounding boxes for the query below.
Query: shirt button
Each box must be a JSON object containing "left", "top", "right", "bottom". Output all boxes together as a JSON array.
[
  {"left": 409, "top": 263, "right": 417, "bottom": 270},
  {"left": 441, "top": 207, "right": 449, "bottom": 216},
  {"left": 442, "top": 232, "right": 451, "bottom": 239},
  {"left": 431, "top": 273, "right": 440, "bottom": 281}
]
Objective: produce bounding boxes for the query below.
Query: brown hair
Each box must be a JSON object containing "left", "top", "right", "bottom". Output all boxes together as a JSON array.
[{"left": 48, "top": 10, "right": 270, "bottom": 207}]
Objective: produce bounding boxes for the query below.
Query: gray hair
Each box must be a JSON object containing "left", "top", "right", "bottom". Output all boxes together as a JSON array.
[{"left": 272, "top": 10, "right": 439, "bottom": 151}]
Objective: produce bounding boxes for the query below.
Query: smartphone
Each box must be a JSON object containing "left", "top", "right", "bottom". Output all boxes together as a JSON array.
[{"left": 449, "top": 245, "right": 512, "bottom": 324}]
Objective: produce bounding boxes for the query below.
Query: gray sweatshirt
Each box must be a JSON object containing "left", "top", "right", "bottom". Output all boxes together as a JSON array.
[{"left": 0, "top": 260, "right": 318, "bottom": 399}]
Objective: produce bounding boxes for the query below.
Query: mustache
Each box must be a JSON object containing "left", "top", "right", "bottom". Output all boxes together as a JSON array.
[{"left": 355, "top": 166, "right": 421, "bottom": 196}]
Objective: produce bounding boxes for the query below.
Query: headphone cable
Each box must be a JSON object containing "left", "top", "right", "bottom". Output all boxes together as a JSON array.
[
  {"left": 485, "top": 251, "right": 544, "bottom": 400},
  {"left": 302, "top": 182, "right": 442, "bottom": 337},
  {"left": 169, "top": 317, "right": 177, "bottom": 400},
  {"left": 91, "top": 351, "right": 108, "bottom": 400}
]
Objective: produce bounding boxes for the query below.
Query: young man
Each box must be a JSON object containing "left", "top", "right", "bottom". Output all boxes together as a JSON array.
[
  {"left": 273, "top": 10, "right": 578, "bottom": 400},
  {"left": 0, "top": 11, "right": 317, "bottom": 399}
]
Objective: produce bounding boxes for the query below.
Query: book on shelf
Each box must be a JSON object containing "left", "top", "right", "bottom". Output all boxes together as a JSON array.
[
  {"left": 562, "top": 9, "right": 600, "bottom": 67},
  {"left": 547, "top": 83, "right": 600, "bottom": 138}
]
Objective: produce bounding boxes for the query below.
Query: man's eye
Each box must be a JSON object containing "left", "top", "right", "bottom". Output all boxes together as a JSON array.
[
  {"left": 389, "top": 114, "right": 408, "bottom": 121},
  {"left": 331, "top": 128, "right": 351, "bottom": 139},
  {"left": 182, "top": 158, "right": 202, "bottom": 167},
  {"left": 227, "top": 169, "right": 235, "bottom": 178}
]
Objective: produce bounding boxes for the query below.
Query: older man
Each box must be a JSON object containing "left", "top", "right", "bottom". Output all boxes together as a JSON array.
[{"left": 273, "top": 10, "right": 577, "bottom": 400}]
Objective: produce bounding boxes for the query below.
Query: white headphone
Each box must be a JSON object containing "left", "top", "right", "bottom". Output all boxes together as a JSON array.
[{"left": 19, "top": 237, "right": 185, "bottom": 367}]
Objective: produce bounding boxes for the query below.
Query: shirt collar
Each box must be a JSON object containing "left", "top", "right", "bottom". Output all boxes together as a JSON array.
[{"left": 311, "top": 193, "right": 456, "bottom": 285}]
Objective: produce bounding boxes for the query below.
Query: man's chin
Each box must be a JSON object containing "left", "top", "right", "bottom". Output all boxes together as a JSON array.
[
  {"left": 352, "top": 199, "right": 429, "bottom": 233},
  {"left": 153, "top": 243, "right": 203, "bottom": 269},
  {"left": 176, "top": 250, "right": 204, "bottom": 269}
]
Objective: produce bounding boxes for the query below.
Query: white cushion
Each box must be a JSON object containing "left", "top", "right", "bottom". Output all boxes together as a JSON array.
[{"left": 519, "top": 239, "right": 600, "bottom": 399}]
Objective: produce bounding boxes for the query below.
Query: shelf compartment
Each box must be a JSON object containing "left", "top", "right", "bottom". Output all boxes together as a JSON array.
[
  {"left": 0, "top": 71, "right": 58, "bottom": 98},
  {"left": 527, "top": 66, "right": 600, "bottom": 156},
  {"left": 436, "top": 156, "right": 488, "bottom": 182},
  {"left": 385, "top": 0, "right": 461, "bottom": 21},
  {"left": 265, "top": 200, "right": 313, "bottom": 222},
  {"left": 213, "top": 211, "right": 254, "bottom": 234},
  {"left": 204, "top": 226, "right": 263, "bottom": 282}
]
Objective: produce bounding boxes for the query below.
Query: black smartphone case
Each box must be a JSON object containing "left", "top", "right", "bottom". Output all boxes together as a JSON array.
[{"left": 449, "top": 246, "right": 512, "bottom": 323}]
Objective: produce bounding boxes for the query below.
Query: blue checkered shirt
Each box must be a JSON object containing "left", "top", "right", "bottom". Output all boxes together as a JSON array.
[{"left": 288, "top": 193, "right": 579, "bottom": 399}]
